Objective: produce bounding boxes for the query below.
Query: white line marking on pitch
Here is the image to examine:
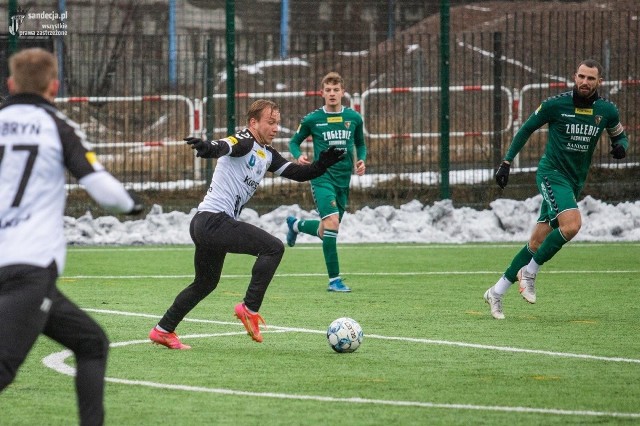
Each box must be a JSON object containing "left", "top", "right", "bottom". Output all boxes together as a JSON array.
[
  {"left": 42, "top": 332, "right": 640, "bottom": 419},
  {"left": 66, "top": 242, "right": 640, "bottom": 253},
  {"left": 85, "top": 308, "right": 640, "bottom": 364},
  {"left": 63, "top": 270, "right": 640, "bottom": 280}
]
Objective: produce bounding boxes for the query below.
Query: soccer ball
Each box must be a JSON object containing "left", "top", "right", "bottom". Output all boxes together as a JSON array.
[{"left": 327, "top": 317, "right": 363, "bottom": 353}]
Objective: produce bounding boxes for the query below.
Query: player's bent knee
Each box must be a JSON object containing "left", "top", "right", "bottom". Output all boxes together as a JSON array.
[
  {"left": 270, "top": 239, "right": 285, "bottom": 261},
  {"left": 260, "top": 238, "right": 285, "bottom": 266},
  {"left": 561, "top": 225, "right": 581, "bottom": 241},
  {"left": 74, "top": 331, "right": 109, "bottom": 360}
]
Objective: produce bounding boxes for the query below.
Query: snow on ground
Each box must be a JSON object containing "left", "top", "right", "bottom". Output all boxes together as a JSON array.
[{"left": 64, "top": 195, "right": 640, "bottom": 245}]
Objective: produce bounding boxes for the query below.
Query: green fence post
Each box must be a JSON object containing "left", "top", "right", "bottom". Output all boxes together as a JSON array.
[
  {"left": 225, "top": 0, "right": 235, "bottom": 135},
  {"left": 206, "top": 38, "right": 214, "bottom": 179},
  {"left": 439, "top": 0, "right": 450, "bottom": 200},
  {"left": 492, "top": 32, "right": 504, "bottom": 169}
]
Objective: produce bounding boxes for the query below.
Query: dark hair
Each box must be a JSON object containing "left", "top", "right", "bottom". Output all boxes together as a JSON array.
[
  {"left": 578, "top": 59, "right": 603, "bottom": 77},
  {"left": 247, "top": 99, "right": 279, "bottom": 124}
]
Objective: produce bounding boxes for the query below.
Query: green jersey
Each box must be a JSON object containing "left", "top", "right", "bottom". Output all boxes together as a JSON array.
[
  {"left": 506, "top": 90, "right": 628, "bottom": 189},
  {"left": 289, "top": 106, "right": 366, "bottom": 187}
]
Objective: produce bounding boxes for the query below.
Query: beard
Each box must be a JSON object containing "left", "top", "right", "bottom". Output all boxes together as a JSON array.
[
  {"left": 576, "top": 84, "right": 596, "bottom": 99},
  {"left": 572, "top": 85, "right": 599, "bottom": 107}
]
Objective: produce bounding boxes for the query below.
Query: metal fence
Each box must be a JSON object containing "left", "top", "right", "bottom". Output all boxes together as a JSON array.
[{"left": 2, "top": 1, "right": 638, "bottom": 212}]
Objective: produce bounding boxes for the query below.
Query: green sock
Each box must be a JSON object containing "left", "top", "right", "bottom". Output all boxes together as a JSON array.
[
  {"left": 298, "top": 219, "right": 320, "bottom": 238},
  {"left": 504, "top": 243, "right": 535, "bottom": 282},
  {"left": 322, "top": 229, "right": 339, "bottom": 279},
  {"left": 533, "top": 228, "right": 568, "bottom": 266}
]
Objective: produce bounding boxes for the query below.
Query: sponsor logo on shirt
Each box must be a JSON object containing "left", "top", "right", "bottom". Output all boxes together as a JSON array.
[
  {"left": 322, "top": 129, "right": 351, "bottom": 141},
  {"left": 226, "top": 136, "right": 239, "bottom": 145},
  {"left": 564, "top": 122, "right": 601, "bottom": 147},
  {"left": 575, "top": 108, "right": 593, "bottom": 115},
  {"left": 566, "top": 142, "right": 590, "bottom": 152},
  {"left": 327, "top": 116, "right": 343, "bottom": 123},
  {"left": 565, "top": 123, "right": 599, "bottom": 136},
  {"left": 243, "top": 175, "right": 259, "bottom": 190}
]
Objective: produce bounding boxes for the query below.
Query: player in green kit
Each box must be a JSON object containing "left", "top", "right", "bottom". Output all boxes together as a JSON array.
[
  {"left": 484, "top": 59, "right": 629, "bottom": 319},
  {"left": 286, "top": 72, "right": 367, "bottom": 292}
]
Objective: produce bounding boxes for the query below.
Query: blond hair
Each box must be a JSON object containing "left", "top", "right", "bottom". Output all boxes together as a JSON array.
[
  {"left": 247, "top": 99, "right": 279, "bottom": 124},
  {"left": 9, "top": 48, "right": 58, "bottom": 95},
  {"left": 321, "top": 72, "right": 344, "bottom": 88}
]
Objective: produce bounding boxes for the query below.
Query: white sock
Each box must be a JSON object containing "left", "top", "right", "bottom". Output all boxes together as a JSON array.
[
  {"left": 526, "top": 259, "right": 540, "bottom": 275},
  {"left": 329, "top": 276, "right": 341, "bottom": 283},
  {"left": 155, "top": 325, "right": 169, "bottom": 333},
  {"left": 493, "top": 276, "right": 513, "bottom": 295}
]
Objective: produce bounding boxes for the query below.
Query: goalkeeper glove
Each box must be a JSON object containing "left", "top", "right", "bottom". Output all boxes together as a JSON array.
[{"left": 495, "top": 161, "right": 511, "bottom": 189}]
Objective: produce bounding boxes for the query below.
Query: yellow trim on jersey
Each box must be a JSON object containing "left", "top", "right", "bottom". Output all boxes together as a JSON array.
[{"left": 85, "top": 151, "right": 98, "bottom": 165}]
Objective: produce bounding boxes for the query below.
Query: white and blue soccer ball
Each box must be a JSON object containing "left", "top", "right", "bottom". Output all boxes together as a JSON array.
[{"left": 327, "top": 317, "right": 363, "bottom": 353}]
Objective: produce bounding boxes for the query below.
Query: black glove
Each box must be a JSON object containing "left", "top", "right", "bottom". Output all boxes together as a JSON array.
[
  {"left": 610, "top": 144, "right": 626, "bottom": 159},
  {"left": 126, "top": 190, "right": 144, "bottom": 215},
  {"left": 185, "top": 137, "right": 220, "bottom": 158},
  {"left": 316, "top": 146, "right": 346, "bottom": 170},
  {"left": 495, "top": 161, "right": 511, "bottom": 189}
]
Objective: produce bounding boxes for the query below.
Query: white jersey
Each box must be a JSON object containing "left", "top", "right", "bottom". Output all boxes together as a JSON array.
[
  {"left": 0, "top": 94, "right": 133, "bottom": 274},
  {"left": 198, "top": 129, "right": 291, "bottom": 219}
]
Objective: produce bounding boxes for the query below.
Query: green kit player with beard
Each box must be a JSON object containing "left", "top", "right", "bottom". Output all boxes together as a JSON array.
[
  {"left": 286, "top": 72, "right": 367, "bottom": 292},
  {"left": 484, "top": 59, "right": 629, "bottom": 319}
]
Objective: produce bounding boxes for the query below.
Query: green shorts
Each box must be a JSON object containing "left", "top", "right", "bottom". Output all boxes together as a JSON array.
[
  {"left": 535, "top": 170, "right": 580, "bottom": 228},
  {"left": 310, "top": 180, "right": 349, "bottom": 221}
]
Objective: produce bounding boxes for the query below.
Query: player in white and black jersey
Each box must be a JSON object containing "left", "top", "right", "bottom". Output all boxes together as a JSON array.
[
  {"left": 149, "top": 99, "right": 344, "bottom": 348},
  {"left": 0, "top": 48, "right": 143, "bottom": 425}
]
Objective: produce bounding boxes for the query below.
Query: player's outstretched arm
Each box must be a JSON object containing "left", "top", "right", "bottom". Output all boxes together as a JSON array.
[
  {"left": 279, "top": 146, "right": 346, "bottom": 182},
  {"left": 185, "top": 137, "right": 230, "bottom": 158},
  {"left": 79, "top": 172, "right": 144, "bottom": 215}
]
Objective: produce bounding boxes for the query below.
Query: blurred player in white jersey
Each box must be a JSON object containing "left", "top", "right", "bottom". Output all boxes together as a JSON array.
[
  {"left": 149, "top": 99, "right": 344, "bottom": 347},
  {"left": 0, "top": 48, "right": 144, "bottom": 425}
]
